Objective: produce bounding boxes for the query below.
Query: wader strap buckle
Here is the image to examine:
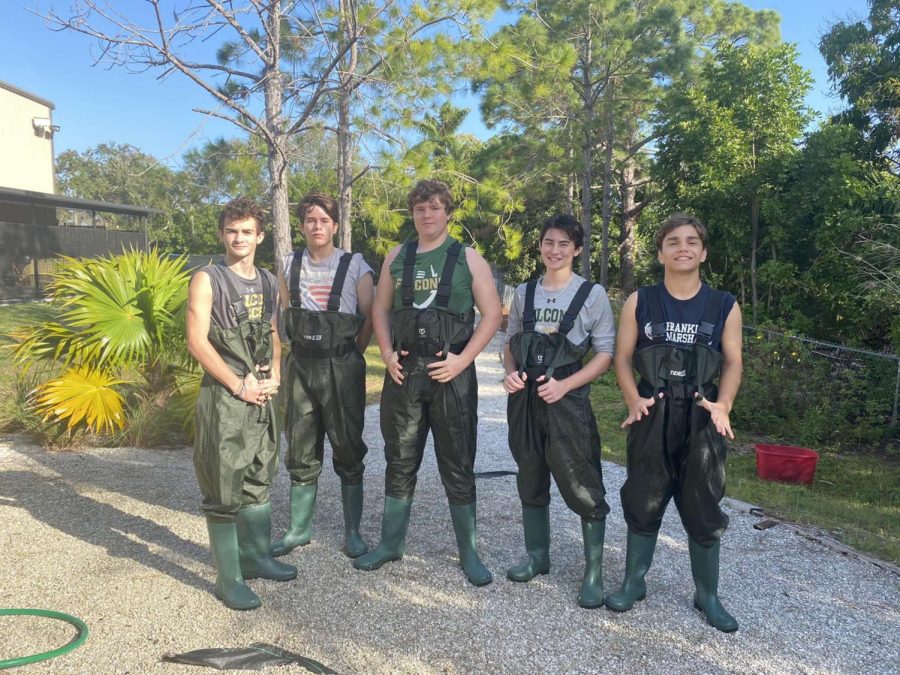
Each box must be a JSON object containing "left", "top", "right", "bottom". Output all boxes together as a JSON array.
[
  {"left": 656, "top": 383, "right": 698, "bottom": 399},
  {"left": 524, "top": 361, "right": 580, "bottom": 383},
  {"left": 401, "top": 340, "right": 467, "bottom": 358}
]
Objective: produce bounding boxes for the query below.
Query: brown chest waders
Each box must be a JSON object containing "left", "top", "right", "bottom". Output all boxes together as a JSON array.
[
  {"left": 506, "top": 279, "right": 608, "bottom": 606},
  {"left": 274, "top": 250, "right": 369, "bottom": 558}
]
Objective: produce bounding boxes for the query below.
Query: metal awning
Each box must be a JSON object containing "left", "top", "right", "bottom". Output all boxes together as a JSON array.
[{"left": 0, "top": 186, "right": 163, "bottom": 217}]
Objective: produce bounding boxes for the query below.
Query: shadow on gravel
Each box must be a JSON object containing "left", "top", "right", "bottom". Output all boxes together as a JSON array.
[
  {"left": 0, "top": 470, "right": 211, "bottom": 593},
  {"left": 26, "top": 449, "right": 199, "bottom": 517}
]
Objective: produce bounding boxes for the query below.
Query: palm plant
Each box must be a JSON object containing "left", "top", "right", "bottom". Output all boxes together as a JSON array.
[{"left": 14, "top": 249, "right": 193, "bottom": 438}]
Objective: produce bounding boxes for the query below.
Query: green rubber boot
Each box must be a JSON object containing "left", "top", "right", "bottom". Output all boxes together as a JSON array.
[
  {"left": 271, "top": 483, "right": 317, "bottom": 557},
  {"left": 236, "top": 503, "right": 298, "bottom": 581},
  {"left": 341, "top": 483, "right": 368, "bottom": 559},
  {"left": 354, "top": 496, "right": 412, "bottom": 571},
  {"left": 689, "top": 538, "right": 739, "bottom": 633},
  {"left": 577, "top": 519, "right": 605, "bottom": 608},
  {"left": 507, "top": 505, "right": 551, "bottom": 582},
  {"left": 449, "top": 503, "right": 493, "bottom": 587},
  {"left": 605, "top": 530, "right": 658, "bottom": 612},
  {"left": 206, "top": 520, "right": 261, "bottom": 611}
]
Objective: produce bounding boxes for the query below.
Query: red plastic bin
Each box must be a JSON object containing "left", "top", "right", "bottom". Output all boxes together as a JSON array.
[{"left": 754, "top": 444, "right": 819, "bottom": 485}]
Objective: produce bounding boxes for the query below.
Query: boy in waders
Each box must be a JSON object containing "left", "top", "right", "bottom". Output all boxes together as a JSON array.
[
  {"left": 272, "top": 192, "right": 374, "bottom": 559},
  {"left": 605, "top": 214, "right": 743, "bottom": 632},
  {"left": 354, "top": 179, "right": 502, "bottom": 586},
  {"left": 502, "top": 214, "right": 615, "bottom": 608},
  {"left": 187, "top": 198, "right": 297, "bottom": 611}
]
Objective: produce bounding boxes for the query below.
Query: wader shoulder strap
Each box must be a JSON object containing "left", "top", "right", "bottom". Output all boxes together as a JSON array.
[
  {"left": 558, "top": 281, "right": 594, "bottom": 336},
  {"left": 259, "top": 269, "right": 275, "bottom": 321},
  {"left": 401, "top": 240, "right": 418, "bottom": 308},
  {"left": 210, "top": 263, "right": 249, "bottom": 323},
  {"left": 697, "top": 288, "right": 725, "bottom": 345},
  {"left": 288, "top": 250, "right": 304, "bottom": 308},
  {"left": 436, "top": 241, "right": 463, "bottom": 309},
  {"left": 522, "top": 279, "right": 538, "bottom": 331},
  {"left": 644, "top": 284, "right": 667, "bottom": 341},
  {"left": 327, "top": 252, "right": 354, "bottom": 312}
]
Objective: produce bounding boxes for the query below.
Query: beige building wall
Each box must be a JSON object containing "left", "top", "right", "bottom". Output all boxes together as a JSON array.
[{"left": 0, "top": 81, "right": 55, "bottom": 193}]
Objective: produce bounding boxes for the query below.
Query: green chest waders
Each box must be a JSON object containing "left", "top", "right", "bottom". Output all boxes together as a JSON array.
[
  {"left": 360, "top": 240, "right": 492, "bottom": 587},
  {"left": 194, "top": 265, "right": 297, "bottom": 611},
  {"left": 275, "top": 251, "right": 370, "bottom": 558},
  {"left": 282, "top": 250, "right": 367, "bottom": 485},
  {"left": 614, "top": 286, "right": 739, "bottom": 631},
  {"left": 193, "top": 265, "right": 279, "bottom": 521},
  {"left": 506, "top": 280, "right": 609, "bottom": 605},
  {"left": 620, "top": 285, "right": 729, "bottom": 545},
  {"left": 381, "top": 239, "right": 478, "bottom": 504},
  {"left": 507, "top": 279, "right": 609, "bottom": 519}
]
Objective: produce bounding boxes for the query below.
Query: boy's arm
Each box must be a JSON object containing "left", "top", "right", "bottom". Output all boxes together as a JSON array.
[
  {"left": 355, "top": 270, "right": 375, "bottom": 352},
  {"left": 695, "top": 302, "right": 743, "bottom": 438},
  {"left": 615, "top": 291, "right": 661, "bottom": 428},
  {"left": 373, "top": 246, "right": 404, "bottom": 384}
]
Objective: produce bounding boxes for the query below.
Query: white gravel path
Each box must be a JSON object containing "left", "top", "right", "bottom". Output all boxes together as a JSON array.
[{"left": 1, "top": 332, "right": 898, "bottom": 674}]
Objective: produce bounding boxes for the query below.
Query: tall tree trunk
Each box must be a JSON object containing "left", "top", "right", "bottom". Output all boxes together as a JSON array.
[
  {"left": 600, "top": 78, "right": 614, "bottom": 288},
  {"left": 579, "top": 29, "right": 593, "bottom": 277},
  {"left": 263, "top": 6, "right": 290, "bottom": 275},
  {"left": 567, "top": 150, "right": 576, "bottom": 214},
  {"left": 337, "top": 0, "right": 358, "bottom": 252},
  {"left": 618, "top": 157, "right": 638, "bottom": 295},
  {"left": 750, "top": 189, "right": 759, "bottom": 324}
]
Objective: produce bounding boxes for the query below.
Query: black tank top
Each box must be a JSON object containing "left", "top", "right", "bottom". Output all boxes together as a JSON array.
[{"left": 635, "top": 283, "right": 735, "bottom": 352}]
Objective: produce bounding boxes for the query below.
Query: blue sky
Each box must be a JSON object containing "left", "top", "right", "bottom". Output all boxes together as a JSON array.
[{"left": 1, "top": 1, "right": 871, "bottom": 166}]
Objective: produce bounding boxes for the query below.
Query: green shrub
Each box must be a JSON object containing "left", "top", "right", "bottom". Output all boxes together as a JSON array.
[
  {"left": 12, "top": 250, "right": 196, "bottom": 446},
  {"left": 734, "top": 327, "right": 897, "bottom": 450}
]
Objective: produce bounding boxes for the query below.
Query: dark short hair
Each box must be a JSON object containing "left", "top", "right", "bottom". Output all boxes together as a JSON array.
[
  {"left": 218, "top": 197, "right": 266, "bottom": 232},
  {"left": 540, "top": 214, "right": 584, "bottom": 250},
  {"left": 407, "top": 179, "right": 454, "bottom": 215},
  {"left": 655, "top": 213, "right": 709, "bottom": 251},
  {"left": 297, "top": 192, "right": 339, "bottom": 224}
]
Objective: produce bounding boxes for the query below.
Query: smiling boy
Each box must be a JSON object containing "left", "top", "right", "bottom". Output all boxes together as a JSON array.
[{"left": 606, "top": 214, "right": 743, "bottom": 632}]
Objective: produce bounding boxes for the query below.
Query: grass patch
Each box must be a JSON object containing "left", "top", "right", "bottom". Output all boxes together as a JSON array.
[
  {"left": 589, "top": 376, "right": 900, "bottom": 565},
  {"left": 363, "top": 342, "right": 385, "bottom": 405}
]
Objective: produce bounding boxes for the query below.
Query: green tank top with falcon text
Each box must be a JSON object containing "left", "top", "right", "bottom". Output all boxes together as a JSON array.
[{"left": 390, "top": 236, "right": 474, "bottom": 313}]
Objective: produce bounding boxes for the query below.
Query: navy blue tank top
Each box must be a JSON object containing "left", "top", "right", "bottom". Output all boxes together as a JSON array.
[{"left": 635, "top": 283, "right": 735, "bottom": 352}]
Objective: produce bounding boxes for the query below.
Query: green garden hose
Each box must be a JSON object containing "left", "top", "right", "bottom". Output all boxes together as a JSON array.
[{"left": 0, "top": 609, "right": 88, "bottom": 670}]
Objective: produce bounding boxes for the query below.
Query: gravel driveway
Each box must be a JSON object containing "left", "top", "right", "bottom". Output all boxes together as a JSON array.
[{"left": 1, "top": 333, "right": 898, "bottom": 674}]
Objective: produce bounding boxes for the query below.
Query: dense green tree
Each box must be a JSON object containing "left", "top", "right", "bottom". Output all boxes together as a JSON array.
[
  {"left": 820, "top": 0, "right": 900, "bottom": 173},
  {"left": 655, "top": 41, "right": 812, "bottom": 322},
  {"left": 474, "top": 0, "right": 779, "bottom": 287},
  {"left": 56, "top": 143, "right": 221, "bottom": 256}
]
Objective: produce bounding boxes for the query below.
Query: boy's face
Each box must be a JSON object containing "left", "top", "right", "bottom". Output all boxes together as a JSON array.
[
  {"left": 540, "top": 228, "right": 581, "bottom": 274},
  {"left": 411, "top": 196, "right": 449, "bottom": 239},
  {"left": 300, "top": 205, "right": 338, "bottom": 250},
  {"left": 657, "top": 224, "right": 707, "bottom": 272},
  {"left": 219, "top": 216, "right": 264, "bottom": 261}
]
